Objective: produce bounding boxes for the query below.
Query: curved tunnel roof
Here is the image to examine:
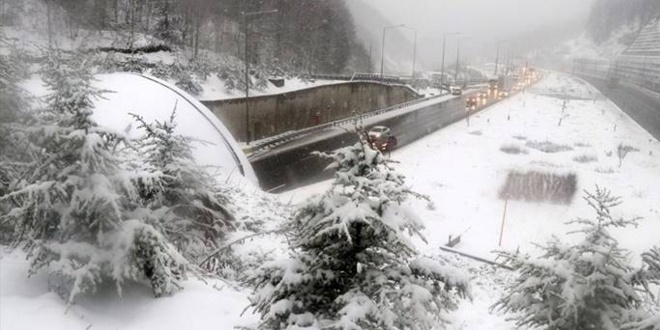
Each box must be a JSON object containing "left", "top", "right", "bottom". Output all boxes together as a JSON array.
[
  {"left": 24, "top": 72, "right": 258, "bottom": 186},
  {"left": 93, "top": 73, "right": 258, "bottom": 185}
]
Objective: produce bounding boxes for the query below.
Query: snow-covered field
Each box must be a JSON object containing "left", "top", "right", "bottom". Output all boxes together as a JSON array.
[
  {"left": 2, "top": 71, "right": 659, "bottom": 330},
  {"left": 280, "top": 71, "right": 660, "bottom": 328}
]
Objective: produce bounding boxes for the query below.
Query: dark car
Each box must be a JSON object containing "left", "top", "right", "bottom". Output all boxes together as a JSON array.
[{"left": 367, "top": 126, "right": 398, "bottom": 152}]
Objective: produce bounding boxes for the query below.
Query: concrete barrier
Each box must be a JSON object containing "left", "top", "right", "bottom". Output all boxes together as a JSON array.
[{"left": 201, "top": 81, "right": 421, "bottom": 142}]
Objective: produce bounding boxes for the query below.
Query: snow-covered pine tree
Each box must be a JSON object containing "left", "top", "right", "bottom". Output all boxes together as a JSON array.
[
  {"left": 130, "top": 110, "right": 233, "bottom": 265},
  {"left": 248, "top": 127, "right": 469, "bottom": 330},
  {"left": 623, "top": 247, "right": 660, "bottom": 330},
  {"left": 0, "top": 51, "right": 186, "bottom": 302},
  {"left": 0, "top": 34, "right": 31, "bottom": 242},
  {"left": 492, "top": 187, "right": 645, "bottom": 330}
]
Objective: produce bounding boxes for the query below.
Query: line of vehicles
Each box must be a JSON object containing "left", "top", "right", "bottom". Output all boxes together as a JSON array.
[{"left": 366, "top": 68, "right": 542, "bottom": 153}]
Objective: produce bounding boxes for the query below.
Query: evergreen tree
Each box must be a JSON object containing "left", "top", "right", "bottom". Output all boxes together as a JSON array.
[
  {"left": 130, "top": 110, "right": 234, "bottom": 264},
  {"left": 247, "top": 128, "right": 469, "bottom": 330},
  {"left": 492, "top": 187, "right": 645, "bottom": 330},
  {"left": 0, "top": 33, "right": 31, "bottom": 242},
  {"left": 0, "top": 52, "right": 186, "bottom": 302},
  {"left": 624, "top": 247, "right": 660, "bottom": 330}
]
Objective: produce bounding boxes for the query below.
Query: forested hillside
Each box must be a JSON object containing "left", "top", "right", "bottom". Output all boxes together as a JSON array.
[
  {"left": 587, "top": 0, "right": 660, "bottom": 44},
  {"left": 0, "top": 0, "right": 370, "bottom": 75}
]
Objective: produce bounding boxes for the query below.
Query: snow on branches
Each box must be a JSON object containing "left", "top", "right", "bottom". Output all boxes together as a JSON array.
[
  {"left": 129, "top": 109, "right": 234, "bottom": 265},
  {"left": 0, "top": 52, "right": 187, "bottom": 303},
  {"left": 247, "top": 127, "right": 469, "bottom": 330},
  {"left": 492, "top": 187, "right": 648, "bottom": 330}
]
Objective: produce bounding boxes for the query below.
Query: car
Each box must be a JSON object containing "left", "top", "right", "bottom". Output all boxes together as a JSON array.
[
  {"left": 450, "top": 86, "right": 463, "bottom": 95},
  {"left": 367, "top": 126, "right": 398, "bottom": 152},
  {"left": 498, "top": 90, "right": 509, "bottom": 99},
  {"left": 478, "top": 91, "right": 488, "bottom": 105},
  {"left": 466, "top": 96, "right": 478, "bottom": 110}
]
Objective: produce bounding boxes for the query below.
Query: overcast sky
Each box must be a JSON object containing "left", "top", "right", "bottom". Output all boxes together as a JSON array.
[
  {"left": 362, "top": 0, "right": 595, "bottom": 40},
  {"left": 354, "top": 0, "right": 596, "bottom": 71}
]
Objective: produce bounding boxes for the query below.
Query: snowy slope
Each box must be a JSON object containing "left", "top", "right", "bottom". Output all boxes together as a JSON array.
[
  {"left": 2, "top": 71, "right": 659, "bottom": 330},
  {"left": 280, "top": 71, "right": 660, "bottom": 329},
  {"left": 284, "top": 72, "right": 660, "bottom": 259}
]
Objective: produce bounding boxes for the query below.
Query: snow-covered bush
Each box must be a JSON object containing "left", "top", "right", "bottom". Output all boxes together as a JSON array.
[
  {"left": 130, "top": 111, "right": 234, "bottom": 264},
  {"left": 247, "top": 127, "right": 469, "bottom": 330},
  {"left": 492, "top": 187, "right": 646, "bottom": 330},
  {"left": 0, "top": 52, "right": 187, "bottom": 302}
]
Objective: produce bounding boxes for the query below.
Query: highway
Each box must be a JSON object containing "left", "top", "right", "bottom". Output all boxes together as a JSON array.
[
  {"left": 250, "top": 89, "right": 502, "bottom": 192},
  {"left": 579, "top": 75, "right": 660, "bottom": 141}
]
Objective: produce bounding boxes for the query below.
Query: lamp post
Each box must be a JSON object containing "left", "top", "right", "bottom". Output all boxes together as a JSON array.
[
  {"left": 401, "top": 26, "right": 417, "bottom": 79},
  {"left": 440, "top": 32, "right": 460, "bottom": 88},
  {"left": 494, "top": 40, "right": 508, "bottom": 77},
  {"left": 455, "top": 36, "right": 470, "bottom": 84},
  {"left": 243, "top": 9, "right": 278, "bottom": 145},
  {"left": 380, "top": 24, "right": 405, "bottom": 81}
]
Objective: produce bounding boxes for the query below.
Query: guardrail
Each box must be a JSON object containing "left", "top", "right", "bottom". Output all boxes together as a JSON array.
[
  {"left": 247, "top": 91, "right": 451, "bottom": 159},
  {"left": 307, "top": 73, "right": 402, "bottom": 84}
]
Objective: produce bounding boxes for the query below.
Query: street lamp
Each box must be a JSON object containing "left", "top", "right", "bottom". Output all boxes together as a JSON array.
[
  {"left": 440, "top": 32, "right": 460, "bottom": 88},
  {"left": 243, "top": 9, "right": 278, "bottom": 145},
  {"left": 401, "top": 26, "right": 417, "bottom": 79},
  {"left": 380, "top": 24, "right": 405, "bottom": 81},
  {"left": 494, "top": 40, "right": 508, "bottom": 77},
  {"left": 455, "top": 36, "right": 470, "bottom": 84}
]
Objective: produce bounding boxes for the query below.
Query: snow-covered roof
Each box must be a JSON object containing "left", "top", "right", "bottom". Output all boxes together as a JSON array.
[{"left": 23, "top": 72, "right": 258, "bottom": 185}]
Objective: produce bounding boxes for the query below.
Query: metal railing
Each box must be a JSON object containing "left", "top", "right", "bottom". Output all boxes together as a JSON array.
[{"left": 247, "top": 92, "right": 450, "bottom": 158}]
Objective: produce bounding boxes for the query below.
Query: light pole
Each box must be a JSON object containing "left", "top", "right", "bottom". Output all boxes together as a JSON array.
[
  {"left": 494, "top": 40, "right": 508, "bottom": 77},
  {"left": 455, "top": 36, "right": 470, "bottom": 84},
  {"left": 243, "top": 9, "right": 278, "bottom": 145},
  {"left": 440, "top": 32, "right": 459, "bottom": 88},
  {"left": 401, "top": 26, "right": 417, "bottom": 79},
  {"left": 380, "top": 24, "right": 405, "bottom": 81}
]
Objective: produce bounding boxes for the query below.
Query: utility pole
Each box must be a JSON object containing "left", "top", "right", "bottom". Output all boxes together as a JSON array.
[{"left": 242, "top": 9, "right": 278, "bottom": 145}]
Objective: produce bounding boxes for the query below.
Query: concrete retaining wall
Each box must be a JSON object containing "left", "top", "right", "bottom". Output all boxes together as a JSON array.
[{"left": 201, "top": 82, "right": 421, "bottom": 142}]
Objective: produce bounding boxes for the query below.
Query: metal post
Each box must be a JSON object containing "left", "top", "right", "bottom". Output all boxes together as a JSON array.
[
  {"left": 244, "top": 13, "right": 250, "bottom": 144},
  {"left": 455, "top": 38, "right": 460, "bottom": 83},
  {"left": 494, "top": 43, "right": 500, "bottom": 76},
  {"left": 380, "top": 24, "right": 405, "bottom": 82},
  {"left": 380, "top": 26, "right": 386, "bottom": 81},
  {"left": 241, "top": 9, "right": 278, "bottom": 145},
  {"left": 498, "top": 196, "right": 509, "bottom": 247},
  {"left": 441, "top": 35, "right": 447, "bottom": 87},
  {"left": 440, "top": 32, "right": 459, "bottom": 90},
  {"left": 412, "top": 29, "right": 417, "bottom": 79}
]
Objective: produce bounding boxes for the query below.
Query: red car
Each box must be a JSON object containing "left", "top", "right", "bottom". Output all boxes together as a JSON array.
[{"left": 367, "top": 126, "right": 398, "bottom": 152}]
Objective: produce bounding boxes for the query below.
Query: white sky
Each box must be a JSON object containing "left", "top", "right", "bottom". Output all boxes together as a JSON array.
[
  {"left": 362, "top": 0, "right": 595, "bottom": 40},
  {"left": 356, "top": 0, "right": 597, "bottom": 71}
]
